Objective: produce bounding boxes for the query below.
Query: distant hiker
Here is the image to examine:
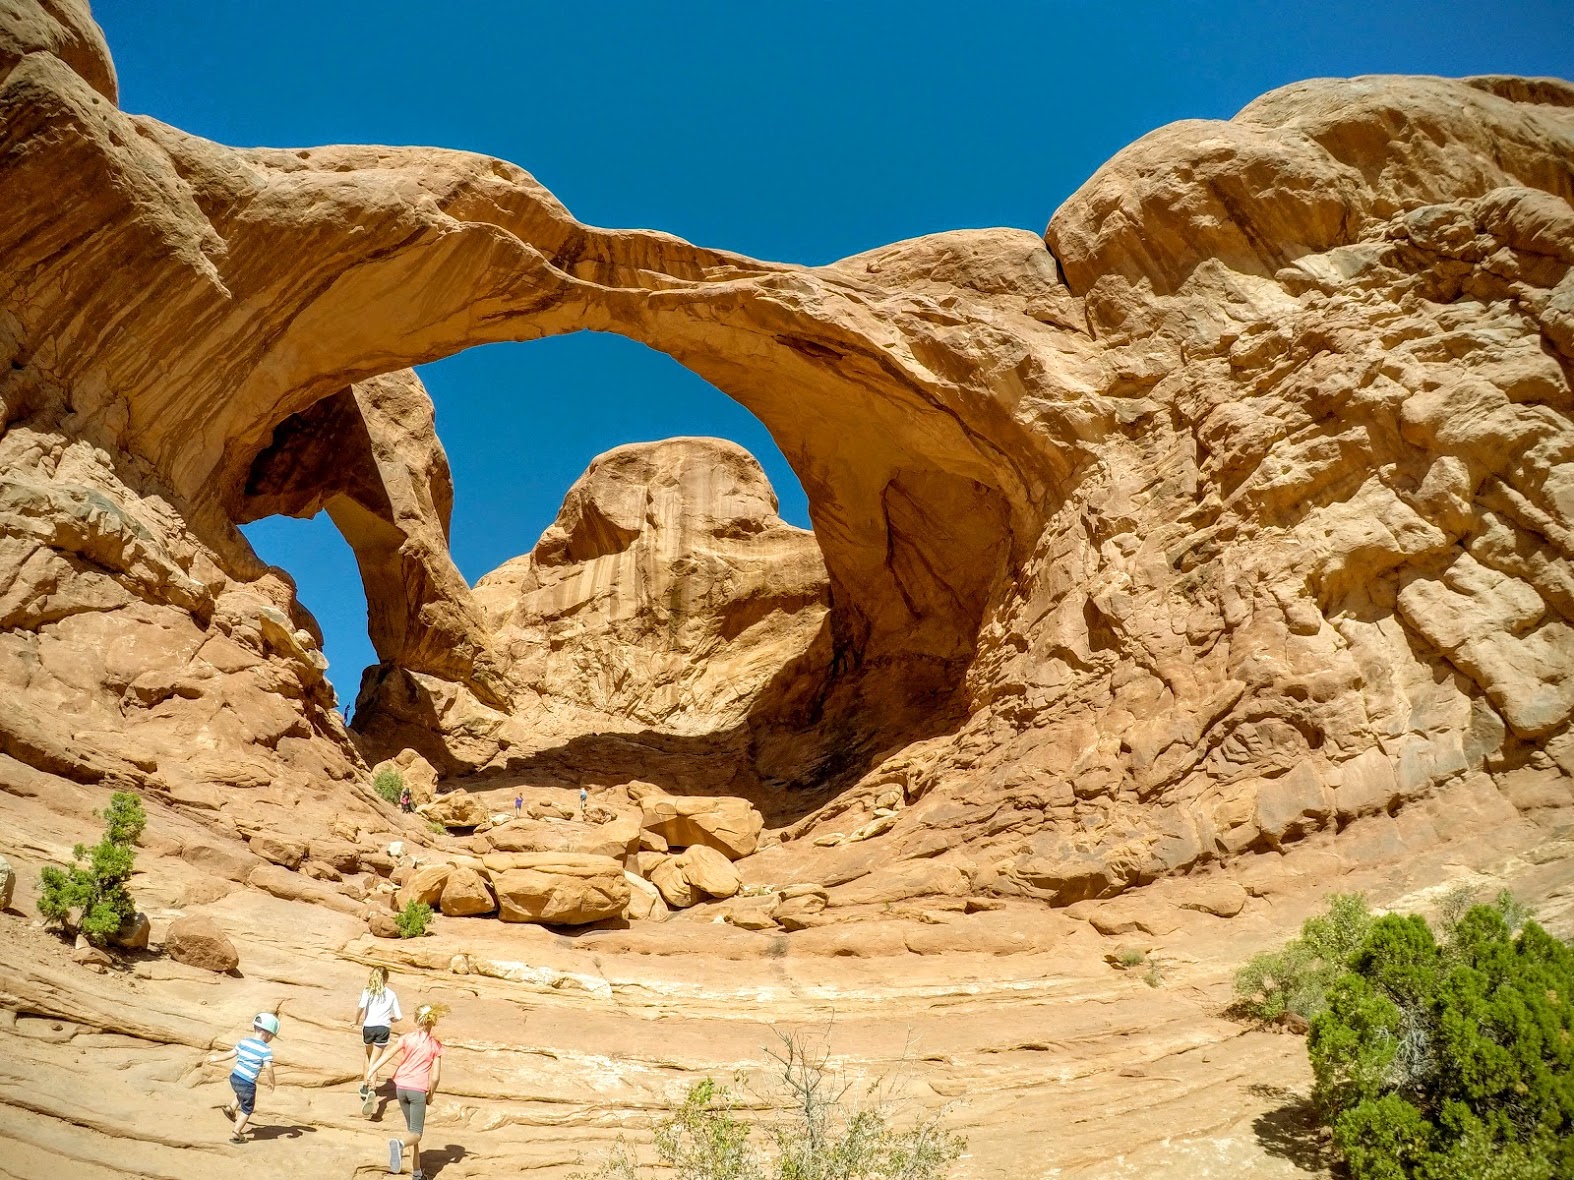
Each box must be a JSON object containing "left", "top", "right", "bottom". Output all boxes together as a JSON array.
[
  {"left": 365, "top": 1002, "right": 446, "bottom": 1178},
  {"left": 514, "top": 791, "right": 523, "bottom": 815},
  {"left": 208, "top": 1012, "right": 280, "bottom": 1144},
  {"left": 355, "top": 966, "right": 403, "bottom": 1113},
  {"left": 579, "top": 786, "right": 588, "bottom": 818},
  {"left": 399, "top": 785, "right": 413, "bottom": 813}
]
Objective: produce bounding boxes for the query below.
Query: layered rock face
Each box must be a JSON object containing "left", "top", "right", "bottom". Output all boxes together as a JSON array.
[
  {"left": 355, "top": 436, "right": 830, "bottom": 776},
  {"left": 0, "top": 0, "right": 1571, "bottom": 915}
]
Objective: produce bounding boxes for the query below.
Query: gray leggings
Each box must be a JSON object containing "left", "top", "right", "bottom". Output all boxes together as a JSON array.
[{"left": 396, "top": 1088, "right": 427, "bottom": 1136}]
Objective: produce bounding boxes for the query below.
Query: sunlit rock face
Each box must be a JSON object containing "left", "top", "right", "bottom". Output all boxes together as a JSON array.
[
  {"left": 1, "top": 0, "right": 1572, "bottom": 904},
  {"left": 353, "top": 435, "right": 834, "bottom": 784}
]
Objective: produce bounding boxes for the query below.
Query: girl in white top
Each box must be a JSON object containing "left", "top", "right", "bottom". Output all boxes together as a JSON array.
[{"left": 355, "top": 966, "right": 402, "bottom": 1109}]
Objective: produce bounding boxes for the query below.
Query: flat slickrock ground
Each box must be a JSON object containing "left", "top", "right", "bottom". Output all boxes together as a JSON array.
[{"left": 3, "top": 778, "right": 1569, "bottom": 1180}]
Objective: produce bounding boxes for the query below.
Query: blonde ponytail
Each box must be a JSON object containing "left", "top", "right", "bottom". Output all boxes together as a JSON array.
[
  {"left": 414, "top": 1002, "right": 448, "bottom": 1031},
  {"left": 366, "top": 966, "right": 388, "bottom": 998}
]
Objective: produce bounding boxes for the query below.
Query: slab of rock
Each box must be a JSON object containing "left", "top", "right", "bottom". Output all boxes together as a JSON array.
[
  {"left": 164, "top": 915, "right": 239, "bottom": 972},
  {"left": 308, "top": 837, "right": 361, "bottom": 873},
  {"left": 248, "top": 831, "right": 306, "bottom": 870},
  {"left": 420, "top": 792, "right": 489, "bottom": 829},
  {"left": 249, "top": 864, "right": 363, "bottom": 915},
  {"left": 0, "top": 854, "right": 14, "bottom": 910},
  {"left": 640, "top": 795, "right": 764, "bottom": 859},
  {"left": 72, "top": 937, "right": 113, "bottom": 970},
  {"left": 367, "top": 910, "right": 401, "bottom": 939},
  {"left": 721, "top": 893, "right": 780, "bottom": 930},
  {"left": 1173, "top": 881, "right": 1250, "bottom": 919},
  {"left": 677, "top": 844, "right": 741, "bottom": 899},
  {"left": 439, "top": 866, "right": 496, "bottom": 916},
  {"left": 485, "top": 813, "right": 639, "bottom": 860},
  {"left": 491, "top": 853, "right": 630, "bottom": 925},
  {"left": 774, "top": 889, "right": 829, "bottom": 931}
]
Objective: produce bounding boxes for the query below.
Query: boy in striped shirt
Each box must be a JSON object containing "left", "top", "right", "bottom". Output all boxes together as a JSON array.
[{"left": 207, "top": 1013, "right": 280, "bottom": 1143}]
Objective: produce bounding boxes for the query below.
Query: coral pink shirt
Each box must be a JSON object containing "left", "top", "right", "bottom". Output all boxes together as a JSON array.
[{"left": 391, "top": 1031, "right": 443, "bottom": 1092}]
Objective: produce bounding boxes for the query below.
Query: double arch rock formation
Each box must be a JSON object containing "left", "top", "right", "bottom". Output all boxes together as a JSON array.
[{"left": 2, "top": 0, "right": 1573, "bottom": 900}]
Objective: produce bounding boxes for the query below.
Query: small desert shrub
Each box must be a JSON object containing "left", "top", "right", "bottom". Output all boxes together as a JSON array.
[
  {"left": 38, "top": 791, "right": 147, "bottom": 946},
  {"left": 1115, "top": 946, "right": 1148, "bottom": 969},
  {"left": 372, "top": 768, "right": 404, "bottom": 805},
  {"left": 1142, "top": 960, "right": 1165, "bottom": 988},
  {"left": 1308, "top": 898, "right": 1572, "bottom": 1179},
  {"left": 427, "top": 820, "right": 446, "bottom": 836},
  {"left": 395, "top": 900, "right": 432, "bottom": 938},
  {"left": 1234, "top": 892, "right": 1372, "bottom": 1023},
  {"left": 575, "top": 1032, "right": 966, "bottom": 1180}
]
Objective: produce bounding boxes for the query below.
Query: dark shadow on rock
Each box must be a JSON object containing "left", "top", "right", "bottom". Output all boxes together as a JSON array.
[
  {"left": 248, "top": 1122, "right": 316, "bottom": 1141},
  {"left": 423, "top": 1143, "right": 468, "bottom": 1176},
  {"left": 1247, "top": 1084, "right": 1342, "bottom": 1175},
  {"left": 353, "top": 607, "right": 976, "bottom": 827}
]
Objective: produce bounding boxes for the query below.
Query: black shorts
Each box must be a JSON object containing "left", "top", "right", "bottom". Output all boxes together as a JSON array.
[{"left": 362, "top": 1025, "right": 391, "bottom": 1046}]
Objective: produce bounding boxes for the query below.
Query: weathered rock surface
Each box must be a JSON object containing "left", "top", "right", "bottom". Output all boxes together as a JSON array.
[
  {"left": 0, "top": 853, "right": 14, "bottom": 910},
  {"left": 162, "top": 915, "right": 238, "bottom": 973}
]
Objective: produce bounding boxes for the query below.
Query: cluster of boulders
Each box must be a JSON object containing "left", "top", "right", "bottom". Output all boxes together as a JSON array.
[{"left": 345, "top": 780, "right": 831, "bottom": 936}]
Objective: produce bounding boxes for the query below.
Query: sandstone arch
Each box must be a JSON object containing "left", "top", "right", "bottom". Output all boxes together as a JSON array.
[{"left": 3, "top": 0, "right": 1573, "bottom": 888}]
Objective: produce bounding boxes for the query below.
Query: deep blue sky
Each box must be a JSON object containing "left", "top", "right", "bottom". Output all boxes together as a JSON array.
[{"left": 96, "top": 1, "right": 1573, "bottom": 707}]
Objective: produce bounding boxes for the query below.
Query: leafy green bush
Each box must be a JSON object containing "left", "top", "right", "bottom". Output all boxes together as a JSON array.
[
  {"left": 373, "top": 768, "right": 404, "bottom": 805},
  {"left": 37, "top": 791, "right": 147, "bottom": 946},
  {"left": 1307, "top": 898, "right": 1573, "bottom": 1180},
  {"left": 575, "top": 1033, "right": 965, "bottom": 1180},
  {"left": 1234, "top": 892, "right": 1372, "bottom": 1022},
  {"left": 395, "top": 900, "right": 432, "bottom": 938}
]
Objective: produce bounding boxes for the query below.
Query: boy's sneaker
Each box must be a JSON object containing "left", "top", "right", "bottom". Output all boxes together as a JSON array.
[
  {"left": 362, "top": 1087, "right": 377, "bottom": 1116},
  {"left": 387, "top": 1137, "right": 403, "bottom": 1173}
]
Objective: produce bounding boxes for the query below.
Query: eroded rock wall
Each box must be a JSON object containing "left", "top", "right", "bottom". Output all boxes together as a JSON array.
[{"left": 0, "top": 0, "right": 1570, "bottom": 910}]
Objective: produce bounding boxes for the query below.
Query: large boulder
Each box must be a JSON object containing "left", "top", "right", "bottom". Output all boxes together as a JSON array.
[
  {"left": 308, "top": 837, "right": 362, "bottom": 874},
  {"left": 248, "top": 831, "right": 306, "bottom": 870},
  {"left": 420, "top": 791, "right": 489, "bottom": 828},
  {"left": 164, "top": 915, "right": 239, "bottom": 972},
  {"left": 639, "top": 795, "right": 764, "bottom": 859},
  {"left": 623, "top": 871, "right": 669, "bottom": 922},
  {"left": 647, "top": 856, "right": 698, "bottom": 908},
  {"left": 110, "top": 911, "right": 151, "bottom": 949},
  {"left": 372, "top": 748, "right": 440, "bottom": 805},
  {"left": 439, "top": 866, "right": 496, "bottom": 916},
  {"left": 677, "top": 844, "right": 741, "bottom": 899},
  {"left": 490, "top": 853, "right": 630, "bottom": 925},
  {"left": 397, "top": 863, "right": 452, "bottom": 910}
]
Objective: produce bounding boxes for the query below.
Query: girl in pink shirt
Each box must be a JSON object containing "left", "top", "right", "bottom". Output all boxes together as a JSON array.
[{"left": 365, "top": 1003, "right": 446, "bottom": 1178}]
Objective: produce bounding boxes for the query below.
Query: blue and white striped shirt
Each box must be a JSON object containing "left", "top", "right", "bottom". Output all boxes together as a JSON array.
[{"left": 231, "top": 1036, "right": 273, "bottom": 1083}]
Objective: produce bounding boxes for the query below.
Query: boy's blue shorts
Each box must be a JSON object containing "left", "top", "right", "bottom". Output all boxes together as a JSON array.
[{"left": 230, "top": 1075, "right": 257, "bottom": 1115}]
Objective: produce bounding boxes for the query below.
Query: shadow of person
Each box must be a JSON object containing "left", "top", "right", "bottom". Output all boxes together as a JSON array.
[
  {"left": 422, "top": 1143, "right": 468, "bottom": 1176},
  {"left": 1246, "top": 1084, "right": 1340, "bottom": 1174},
  {"left": 248, "top": 1123, "right": 317, "bottom": 1141}
]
